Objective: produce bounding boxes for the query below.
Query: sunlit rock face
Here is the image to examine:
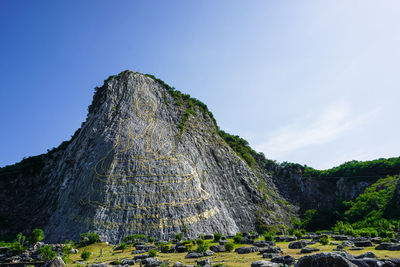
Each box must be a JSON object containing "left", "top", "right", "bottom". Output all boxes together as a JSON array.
[{"left": 42, "top": 72, "right": 281, "bottom": 243}]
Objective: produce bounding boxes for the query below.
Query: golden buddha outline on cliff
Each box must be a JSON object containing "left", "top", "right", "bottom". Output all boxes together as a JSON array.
[{"left": 85, "top": 84, "right": 212, "bottom": 211}]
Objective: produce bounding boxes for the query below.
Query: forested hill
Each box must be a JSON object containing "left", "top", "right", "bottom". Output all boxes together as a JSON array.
[{"left": 303, "top": 157, "right": 400, "bottom": 180}]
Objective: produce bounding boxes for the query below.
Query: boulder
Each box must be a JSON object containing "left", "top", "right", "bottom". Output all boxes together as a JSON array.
[
  {"left": 121, "top": 259, "right": 136, "bottom": 265},
  {"left": 142, "top": 257, "right": 165, "bottom": 267},
  {"left": 353, "top": 241, "right": 373, "bottom": 247},
  {"left": 300, "top": 247, "right": 320, "bottom": 253},
  {"left": 135, "top": 244, "right": 156, "bottom": 251},
  {"left": 342, "top": 241, "right": 354, "bottom": 246},
  {"left": 132, "top": 249, "right": 146, "bottom": 254},
  {"left": 44, "top": 257, "right": 66, "bottom": 267},
  {"left": 133, "top": 254, "right": 149, "bottom": 261},
  {"left": 87, "top": 264, "right": 108, "bottom": 267},
  {"left": 203, "top": 250, "right": 215, "bottom": 256},
  {"left": 371, "top": 237, "right": 381, "bottom": 244},
  {"left": 185, "top": 252, "right": 204, "bottom": 259},
  {"left": 219, "top": 240, "right": 228, "bottom": 245},
  {"left": 235, "top": 246, "right": 259, "bottom": 254},
  {"left": 254, "top": 240, "right": 269, "bottom": 247},
  {"left": 332, "top": 235, "right": 350, "bottom": 241},
  {"left": 196, "top": 258, "right": 211, "bottom": 266},
  {"left": 349, "top": 247, "right": 364, "bottom": 251},
  {"left": 288, "top": 241, "right": 308, "bottom": 249},
  {"left": 259, "top": 246, "right": 282, "bottom": 254},
  {"left": 355, "top": 251, "right": 376, "bottom": 259},
  {"left": 175, "top": 245, "right": 188, "bottom": 253},
  {"left": 241, "top": 237, "right": 254, "bottom": 244},
  {"left": 173, "top": 262, "right": 184, "bottom": 267},
  {"left": 210, "top": 245, "right": 226, "bottom": 252},
  {"left": 375, "top": 242, "right": 396, "bottom": 250},
  {"left": 262, "top": 253, "right": 280, "bottom": 258},
  {"left": 271, "top": 255, "right": 295, "bottom": 266},
  {"left": 349, "top": 258, "right": 383, "bottom": 267},
  {"left": 251, "top": 261, "right": 280, "bottom": 267},
  {"left": 204, "top": 234, "right": 214, "bottom": 240},
  {"left": 295, "top": 252, "right": 357, "bottom": 267}
]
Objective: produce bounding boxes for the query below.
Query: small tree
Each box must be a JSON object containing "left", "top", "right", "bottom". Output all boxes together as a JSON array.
[
  {"left": 213, "top": 232, "right": 222, "bottom": 242},
  {"left": 196, "top": 243, "right": 209, "bottom": 253},
  {"left": 39, "top": 245, "right": 57, "bottom": 261},
  {"left": 319, "top": 236, "right": 329, "bottom": 245},
  {"left": 175, "top": 233, "right": 183, "bottom": 241},
  {"left": 119, "top": 242, "right": 127, "bottom": 251},
  {"left": 233, "top": 234, "right": 242, "bottom": 244},
  {"left": 88, "top": 232, "right": 100, "bottom": 244},
  {"left": 148, "top": 249, "right": 157, "bottom": 257},
  {"left": 224, "top": 242, "right": 234, "bottom": 252},
  {"left": 148, "top": 237, "right": 155, "bottom": 243},
  {"left": 294, "top": 230, "right": 303, "bottom": 240},
  {"left": 81, "top": 250, "right": 91, "bottom": 261},
  {"left": 30, "top": 229, "right": 44, "bottom": 244}
]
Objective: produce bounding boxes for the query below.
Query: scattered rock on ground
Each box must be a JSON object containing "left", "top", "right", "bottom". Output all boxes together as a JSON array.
[
  {"left": 271, "top": 255, "right": 295, "bottom": 266},
  {"left": 251, "top": 260, "right": 279, "bottom": 267},
  {"left": 44, "top": 256, "right": 66, "bottom": 267},
  {"left": 235, "top": 246, "right": 259, "bottom": 254},
  {"left": 288, "top": 241, "right": 308, "bottom": 249},
  {"left": 300, "top": 246, "right": 320, "bottom": 253},
  {"left": 295, "top": 252, "right": 357, "bottom": 267}
]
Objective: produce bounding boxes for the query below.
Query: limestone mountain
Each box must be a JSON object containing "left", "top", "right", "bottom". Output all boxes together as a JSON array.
[
  {"left": 0, "top": 71, "right": 294, "bottom": 243},
  {"left": 1, "top": 71, "right": 399, "bottom": 243}
]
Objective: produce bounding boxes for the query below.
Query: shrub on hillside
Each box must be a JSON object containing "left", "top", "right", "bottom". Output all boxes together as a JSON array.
[
  {"left": 148, "top": 249, "right": 157, "bottom": 257},
  {"left": 29, "top": 229, "right": 44, "bottom": 244},
  {"left": 224, "top": 242, "right": 234, "bottom": 252},
  {"left": 81, "top": 250, "right": 91, "bottom": 261},
  {"left": 213, "top": 232, "right": 222, "bottom": 242},
  {"left": 39, "top": 245, "right": 56, "bottom": 261}
]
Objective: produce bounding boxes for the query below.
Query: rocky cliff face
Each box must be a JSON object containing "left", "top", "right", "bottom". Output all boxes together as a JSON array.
[{"left": 0, "top": 71, "right": 294, "bottom": 243}]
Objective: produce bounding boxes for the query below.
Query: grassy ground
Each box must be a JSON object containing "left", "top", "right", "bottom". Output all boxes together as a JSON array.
[{"left": 67, "top": 237, "right": 400, "bottom": 267}]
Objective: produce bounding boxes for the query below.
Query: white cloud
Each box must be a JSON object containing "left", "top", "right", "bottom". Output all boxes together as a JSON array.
[{"left": 255, "top": 101, "right": 379, "bottom": 160}]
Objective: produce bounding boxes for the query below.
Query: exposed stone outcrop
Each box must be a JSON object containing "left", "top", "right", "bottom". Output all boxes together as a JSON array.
[{"left": 0, "top": 71, "right": 293, "bottom": 243}]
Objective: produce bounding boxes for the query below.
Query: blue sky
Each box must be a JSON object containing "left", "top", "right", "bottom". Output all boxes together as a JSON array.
[{"left": 1, "top": 0, "right": 399, "bottom": 169}]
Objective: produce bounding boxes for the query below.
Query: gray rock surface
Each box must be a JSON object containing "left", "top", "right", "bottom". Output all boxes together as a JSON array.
[
  {"left": 295, "top": 252, "right": 357, "bottom": 267},
  {"left": 251, "top": 261, "right": 279, "bottom": 267},
  {"left": 44, "top": 257, "right": 66, "bottom": 267},
  {"left": 235, "top": 246, "right": 259, "bottom": 254},
  {"left": 271, "top": 255, "right": 295, "bottom": 265},
  {"left": 288, "top": 240, "right": 308, "bottom": 249},
  {"left": 0, "top": 71, "right": 293, "bottom": 243}
]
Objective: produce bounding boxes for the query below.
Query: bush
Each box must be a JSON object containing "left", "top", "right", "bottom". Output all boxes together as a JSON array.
[
  {"left": 213, "top": 232, "right": 222, "bottom": 242},
  {"left": 30, "top": 229, "right": 44, "bottom": 244},
  {"left": 175, "top": 233, "right": 183, "bottom": 241},
  {"left": 319, "top": 236, "right": 329, "bottom": 245},
  {"left": 264, "top": 232, "right": 275, "bottom": 242},
  {"left": 39, "top": 245, "right": 57, "bottom": 261},
  {"left": 88, "top": 232, "right": 99, "bottom": 244},
  {"left": 196, "top": 243, "right": 209, "bottom": 253},
  {"left": 294, "top": 230, "right": 303, "bottom": 240},
  {"left": 148, "top": 237, "right": 155, "bottom": 243},
  {"left": 148, "top": 249, "right": 157, "bottom": 257},
  {"left": 379, "top": 230, "right": 395, "bottom": 238},
  {"left": 119, "top": 242, "right": 127, "bottom": 251},
  {"left": 224, "top": 242, "right": 234, "bottom": 252},
  {"left": 196, "top": 239, "right": 205, "bottom": 245},
  {"left": 123, "top": 234, "right": 146, "bottom": 243},
  {"left": 159, "top": 243, "right": 170, "bottom": 253},
  {"left": 233, "top": 234, "right": 242, "bottom": 244},
  {"left": 288, "top": 228, "right": 295, "bottom": 235},
  {"left": 81, "top": 250, "right": 91, "bottom": 261}
]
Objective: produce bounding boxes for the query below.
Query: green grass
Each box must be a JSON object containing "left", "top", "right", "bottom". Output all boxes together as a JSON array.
[{"left": 65, "top": 237, "right": 400, "bottom": 267}]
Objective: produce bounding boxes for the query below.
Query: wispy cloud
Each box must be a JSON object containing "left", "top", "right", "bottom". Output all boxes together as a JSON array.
[{"left": 255, "top": 101, "right": 379, "bottom": 159}]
